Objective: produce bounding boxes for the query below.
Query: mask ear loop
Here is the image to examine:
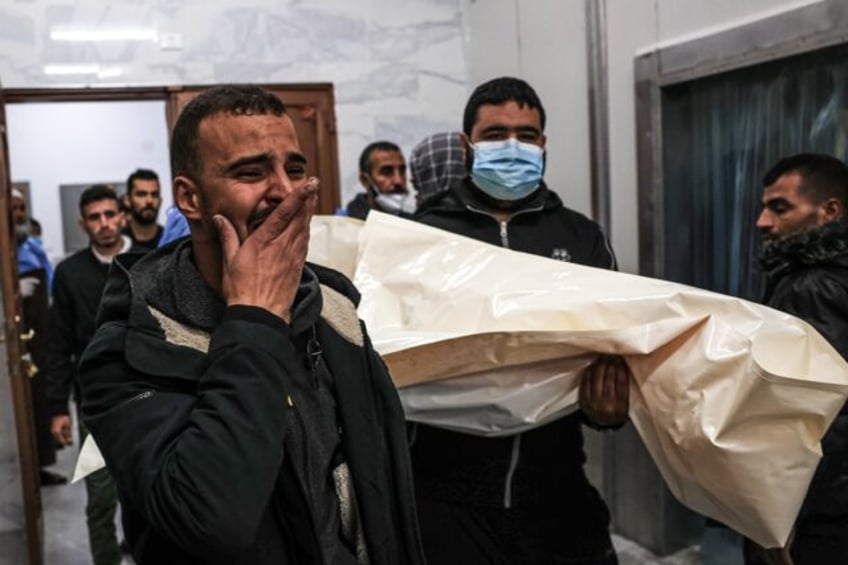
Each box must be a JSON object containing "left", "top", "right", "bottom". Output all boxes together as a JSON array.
[{"left": 364, "top": 174, "right": 382, "bottom": 198}]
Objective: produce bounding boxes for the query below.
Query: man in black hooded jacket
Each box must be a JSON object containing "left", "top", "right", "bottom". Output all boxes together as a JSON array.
[
  {"left": 749, "top": 153, "right": 848, "bottom": 565},
  {"left": 412, "top": 77, "right": 629, "bottom": 565},
  {"left": 78, "top": 85, "right": 425, "bottom": 565}
]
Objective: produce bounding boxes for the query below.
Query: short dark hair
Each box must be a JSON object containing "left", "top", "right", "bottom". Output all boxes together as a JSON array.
[
  {"left": 762, "top": 153, "right": 848, "bottom": 205},
  {"left": 359, "top": 141, "right": 402, "bottom": 174},
  {"left": 126, "top": 168, "right": 160, "bottom": 194},
  {"left": 462, "top": 77, "right": 546, "bottom": 136},
  {"left": 79, "top": 184, "right": 120, "bottom": 216},
  {"left": 170, "top": 85, "right": 287, "bottom": 180}
]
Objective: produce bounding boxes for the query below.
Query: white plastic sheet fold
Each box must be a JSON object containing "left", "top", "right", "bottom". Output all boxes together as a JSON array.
[
  {"left": 306, "top": 215, "right": 363, "bottom": 279},
  {"left": 330, "top": 212, "right": 848, "bottom": 549}
]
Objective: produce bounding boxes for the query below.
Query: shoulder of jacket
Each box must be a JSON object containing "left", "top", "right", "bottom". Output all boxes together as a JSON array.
[
  {"left": 56, "top": 247, "right": 94, "bottom": 270},
  {"left": 552, "top": 203, "right": 602, "bottom": 230},
  {"left": 141, "top": 287, "right": 367, "bottom": 352},
  {"left": 785, "top": 265, "right": 848, "bottom": 295},
  {"left": 415, "top": 188, "right": 464, "bottom": 218},
  {"left": 308, "top": 263, "right": 365, "bottom": 347},
  {"left": 79, "top": 320, "right": 130, "bottom": 368}
]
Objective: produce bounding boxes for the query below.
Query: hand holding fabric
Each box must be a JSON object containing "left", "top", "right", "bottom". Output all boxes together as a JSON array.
[{"left": 579, "top": 355, "right": 630, "bottom": 428}]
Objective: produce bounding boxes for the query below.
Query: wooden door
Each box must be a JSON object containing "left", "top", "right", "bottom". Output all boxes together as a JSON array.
[
  {"left": 0, "top": 83, "right": 44, "bottom": 565},
  {"left": 166, "top": 84, "right": 341, "bottom": 215}
]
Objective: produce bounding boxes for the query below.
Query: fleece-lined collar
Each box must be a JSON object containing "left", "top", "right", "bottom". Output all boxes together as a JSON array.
[
  {"left": 416, "top": 177, "right": 564, "bottom": 218},
  {"left": 759, "top": 221, "right": 848, "bottom": 279},
  {"left": 127, "top": 239, "right": 322, "bottom": 336}
]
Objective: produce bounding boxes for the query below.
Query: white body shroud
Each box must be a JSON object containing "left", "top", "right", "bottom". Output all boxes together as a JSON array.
[
  {"left": 347, "top": 212, "right": 848, "bottom": 549},
  {"left": 77, "top": 213, "right": 848, "bottom": 549}
]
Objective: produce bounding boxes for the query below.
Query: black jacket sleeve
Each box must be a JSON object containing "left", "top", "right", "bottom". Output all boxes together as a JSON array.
[
  {"left": 769, "top": 270, "right": 848, "bottom": 519},
  {"left": 587, "top": 226, "right": 618, "bottom": 271},
  {"left": 770, "top": 270, "right": 848, "bottom": 360},
  {"left": 79, "top": 306, "right": 295, "bottom": 557},
  {"left": 46, "top": 265, "right": 78, "bottom": 416}
]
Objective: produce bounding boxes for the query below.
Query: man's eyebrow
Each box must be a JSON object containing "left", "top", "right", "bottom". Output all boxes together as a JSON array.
[
  {"left": 286, "top": 151, "right": 307, "bottom": 165},
  {"left": 480, "top": 124, "right": 541, "bottom": 135},
  {"left": 223, "top": 151, "right": 307, "bottom": 173},
  {"left": 763, "top": 196, "right": 791, "bottom": 208},
  {"left": 223, "top": 152, "right": 273, "bottom": 173}
]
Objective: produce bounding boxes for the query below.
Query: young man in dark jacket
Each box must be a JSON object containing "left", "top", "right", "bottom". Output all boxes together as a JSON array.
[
  {"left": 79, "top": 85, "right": 425, "bottom": 565},
  {"left": 748, "top": 153, "right": 848, "bottom": 565},
  {"left": 48, "top": 185, "right": 134, "bottom": 565},
  {"left": 412, "top": 76, "right": 629, "bottom": 565}
]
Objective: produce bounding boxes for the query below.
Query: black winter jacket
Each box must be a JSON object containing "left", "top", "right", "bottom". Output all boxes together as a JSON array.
[
  {"left": 410, "top": 179, "right": 617, "bottom": 554},
  {"left": 761, "top": 222, "right": 848, "bottom": 528},
  {"left": 415, "top": 179, "right": 617, "bottom": 267},
  {"left": 79, "top": 241, "right": 425, "bottom": 565},
  {"left": 345, "top": 193, "right": 371, "bottom": 220}
]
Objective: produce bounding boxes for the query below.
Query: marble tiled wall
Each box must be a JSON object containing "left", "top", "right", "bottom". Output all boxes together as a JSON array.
[{"left": 0, "top": 0, "right": 471, "bottom": 204}]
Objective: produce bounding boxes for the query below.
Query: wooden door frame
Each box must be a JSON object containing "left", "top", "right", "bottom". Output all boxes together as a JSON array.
[
  {"left": 0, "top": 88, "right": 44, "bottom": 565},
  {"left": 4, "top": 83, "right": 341, "bottom": 213}
]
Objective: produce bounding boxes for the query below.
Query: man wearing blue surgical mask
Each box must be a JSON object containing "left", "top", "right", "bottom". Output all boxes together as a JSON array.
[
  {"left": 343, "top": 141, "right": 417, "bottom": 219},
  {"left": 413, "top": 77, "right": 627, "bottom": 565}
]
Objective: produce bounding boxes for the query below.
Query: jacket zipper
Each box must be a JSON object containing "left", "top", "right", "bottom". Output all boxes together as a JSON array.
[
  {"left": 465, "top": 204, "right": 545, "bottom": 251},
  {"left": 465, "top": 203, "right": 543, "bottom": 509},
  {"left": 118, "top": 390, "right": 155, "bottom": 408},
  {"left": 306, "top": 326, "right": 324, "bottom": 390},
  {"left": 503, "top": 435, "right": 522, "bottom": 509},
  {"left": 286, "top": 393, "right": 324, "bottom": 561}
]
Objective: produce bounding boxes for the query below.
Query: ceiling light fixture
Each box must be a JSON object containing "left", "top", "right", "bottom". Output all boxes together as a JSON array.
[
  {"left": 43, "top": 64, "right": 100, "bottom": 75},
  {"left": 43, "top": 64, "right": 124, "bottom": 78},
  {"left": 50, "top": 27, "right": 158, "bottom": 42}
]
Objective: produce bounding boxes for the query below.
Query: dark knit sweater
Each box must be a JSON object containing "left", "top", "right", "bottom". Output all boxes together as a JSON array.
[{"left": 46, "top": 247, "right": 113, "bottom": 416}]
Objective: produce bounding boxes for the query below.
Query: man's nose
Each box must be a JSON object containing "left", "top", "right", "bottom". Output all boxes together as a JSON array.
[
  {"left": 266, "top": 168, "right": 293, "bottom": 201},
  {"left": 391, "top": 169, "right": 406, "bottom": 188},
  {"left": 755, "top": 209, "right": 771, "bottom": 229}
]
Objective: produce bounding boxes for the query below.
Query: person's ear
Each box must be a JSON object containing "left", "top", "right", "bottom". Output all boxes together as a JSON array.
[
  {"left": 359, "top": 172, "right": 370, "bottom": 191},
  {"left": 460, "top": 132, "right": 473, "bottom": 172},
  {"left": 539, "top": 133, "right": 547, "bottom": 150},
  {"left": 820, "top": 197, "right": 844, "bottom": 224},
  {"left": 174, "top": 176, "right": 202, "bottom": 221},
  {"left": 77, "top": 217, "right": 86, "bottom": 235}
]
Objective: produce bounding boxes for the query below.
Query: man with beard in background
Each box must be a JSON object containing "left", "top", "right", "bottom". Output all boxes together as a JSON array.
[
  {"left": 123, "top": 168, "right": 164, "bottom": 250},
  {"left": 746, "top": 153, "right": 848, "bottom": 565},
  {"left": 11, "top": 188, "right": 62, "bottom": 485},
  {"left": 344, "top": 141, "right": 417, "bottom": 219}
]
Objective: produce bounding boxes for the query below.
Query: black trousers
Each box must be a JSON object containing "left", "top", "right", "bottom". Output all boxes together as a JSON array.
[
  {"left": 416, "top": 494, "right": 618, "bottom": 565},
  {"left": 744, "top": 521, "right": 848, "bottom": 565}
]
